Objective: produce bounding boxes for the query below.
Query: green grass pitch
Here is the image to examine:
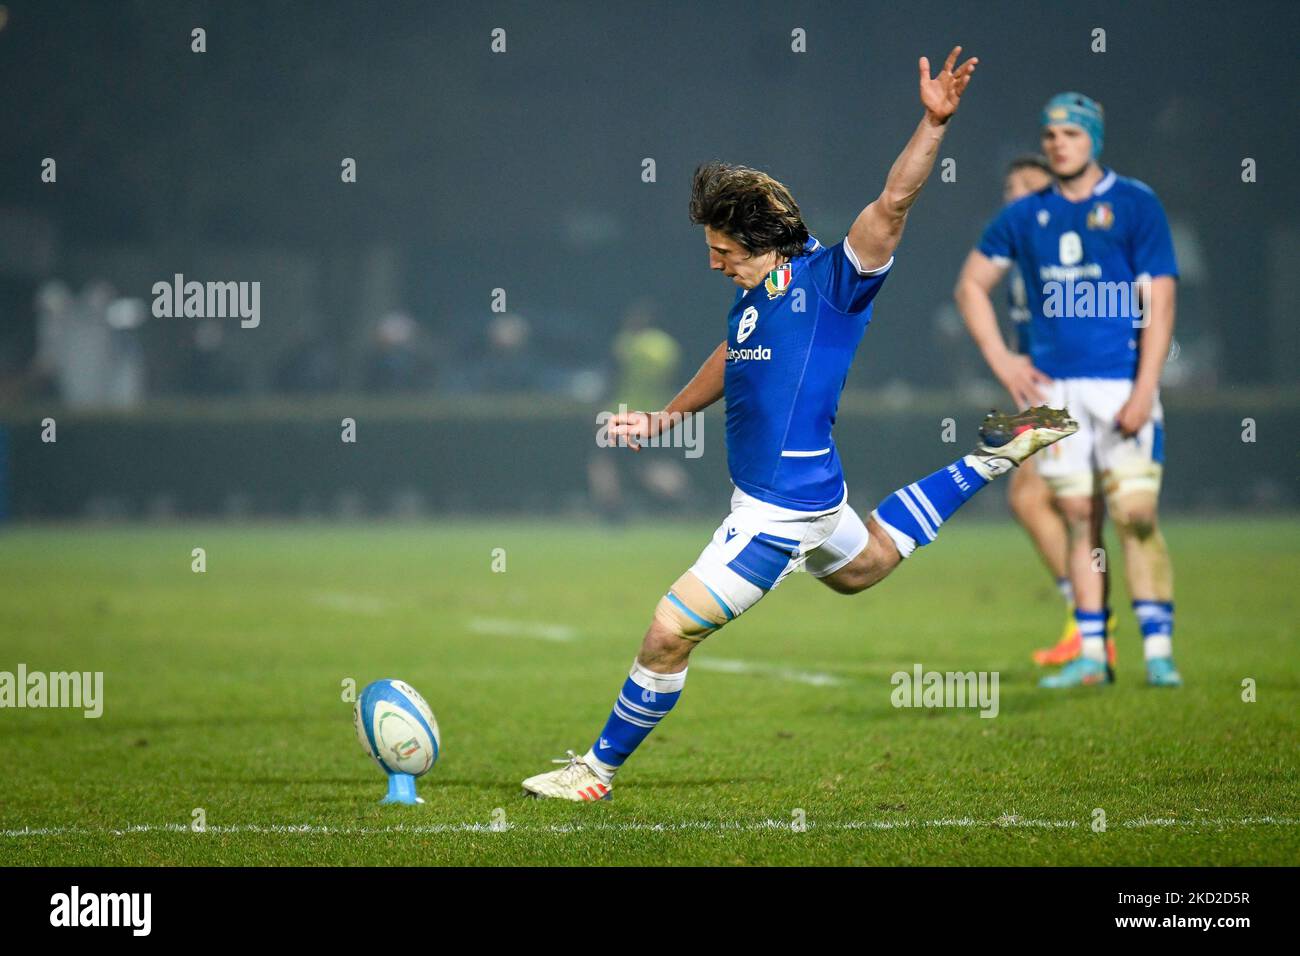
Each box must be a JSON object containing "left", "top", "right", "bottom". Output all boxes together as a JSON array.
[{"left": 1, "top": 517, "right": 1296, "bottom": 866}]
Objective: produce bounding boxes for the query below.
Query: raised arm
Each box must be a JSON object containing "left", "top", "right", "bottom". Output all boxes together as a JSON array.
[{"left": 846, "top": 46, "right": 978, "bottom": 271}]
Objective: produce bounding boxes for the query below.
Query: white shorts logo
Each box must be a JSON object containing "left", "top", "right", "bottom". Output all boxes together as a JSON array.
[{"left": 736, "top": 306, "right": 758, "bottom": 343}]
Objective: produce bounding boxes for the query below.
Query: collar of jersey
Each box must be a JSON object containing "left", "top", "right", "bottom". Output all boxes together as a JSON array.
[
  {"left": 735, "top": 234, "right": 820, "bottom": 303},
  {"left": 1051, "top": 167, "right": 1117, "bottom": 203}
]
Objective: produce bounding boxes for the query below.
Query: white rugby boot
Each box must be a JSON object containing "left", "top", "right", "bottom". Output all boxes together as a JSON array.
[
  {"left": 521, "top": 750, "right": 613, "bottom": 802},
  {"left": 969, "top": 404, "right": 1079, "bottom": 478}
]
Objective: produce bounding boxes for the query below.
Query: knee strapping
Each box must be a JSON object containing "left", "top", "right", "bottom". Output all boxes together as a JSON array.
[
  {"left": 653, "top": 572, "right": 734, "bottom": 641},
  {"left": 1106, "top": 490, "right": 1160, "bottom": 539},
  {"left": 1045, "top": 471, "right": 1096, "bottom": 499},
  {"left": 1102, "top": 463, "right": 1163, "bottom": 502}
]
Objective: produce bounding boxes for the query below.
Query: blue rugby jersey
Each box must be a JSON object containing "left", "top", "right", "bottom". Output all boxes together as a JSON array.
[
  {"left": 723, "top": 235, "right": 891, "bottom": 512},
  {"left": 978, "top": 169, "right": 1178, "bottom": 379}
]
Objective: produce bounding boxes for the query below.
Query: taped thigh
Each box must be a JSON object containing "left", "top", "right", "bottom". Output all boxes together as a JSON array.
[
  {"left": 1043, "top": 468, "right": 1097, "bottom": 498},
  {"left": 1102, "top": 461, "right": 1163, "bottom": 501},
  {"left": 654, "top": 570, "right": 741, "bottom": 642},
  {"left": 1100, "top": 410, "right": 1165, "bottom": 499}
]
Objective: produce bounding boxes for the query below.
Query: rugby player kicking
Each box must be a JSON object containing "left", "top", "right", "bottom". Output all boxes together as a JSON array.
[{"left": 524, "top": 47, "right": 1077, "bottom": 801}]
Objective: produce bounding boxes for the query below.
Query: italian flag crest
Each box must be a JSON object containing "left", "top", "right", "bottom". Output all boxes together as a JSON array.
[{"left": 765, "top": 262, "right": 793, "bottom": 299}]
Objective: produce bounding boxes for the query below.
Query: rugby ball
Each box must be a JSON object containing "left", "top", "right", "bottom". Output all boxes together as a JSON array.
[{"left": 354, "top": 679, "right": 441, "bottom": 777}]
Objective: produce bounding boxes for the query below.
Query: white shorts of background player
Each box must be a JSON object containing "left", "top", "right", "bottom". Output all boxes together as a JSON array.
[{"left": 1035, "top": 378, "right": 1164, "bottom": 500}]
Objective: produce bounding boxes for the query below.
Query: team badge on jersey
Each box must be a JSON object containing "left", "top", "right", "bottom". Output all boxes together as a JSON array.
[
  {"left": 764, "top": 262, "right": 793, "bottom": 299},
  {"left": 1087, "top": 201, "right": 1114, "bottom": 230},
  {"left": 1037, "top": 209, "right": 1051, "bottom": 227}
]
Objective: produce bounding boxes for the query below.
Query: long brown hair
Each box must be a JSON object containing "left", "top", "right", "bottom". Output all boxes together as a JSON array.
[{"left": 688, "top": 161, "right": 810, "bottom": 259}]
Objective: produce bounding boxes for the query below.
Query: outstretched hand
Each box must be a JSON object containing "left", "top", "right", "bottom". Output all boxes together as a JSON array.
[
  {"left": 919, "top": 46, "right": 978, "bottom": 124},
  {"left": 606, "top": 409, "right": 669, "bottom": 452}
]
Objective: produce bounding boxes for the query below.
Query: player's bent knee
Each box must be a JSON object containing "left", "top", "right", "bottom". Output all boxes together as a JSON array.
[
  {"left": 638, "top": 621, "right": 694, "bottom": 671},
  {"left": 822, "top": 567, "right": 869, "bottom": 595},
  {"left": 1114, "top": 514, "right": 1157, "bottom": 540},
  {"left": 1103, "top": 468, "right": 1162, "bottom": 539},
  {"left": 653, "top": 571, "right": 735, "bottom": 642},
  {"left": 1107, "top": 494, "right": 1158, "bottom": 539},
  {"left": 817, "top": 520, "right": 894, "bottom": 595}
]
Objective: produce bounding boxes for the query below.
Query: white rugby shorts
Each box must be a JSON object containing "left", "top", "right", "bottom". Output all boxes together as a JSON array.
[
  {"left": 685, "top": 483, "right": 870, "bottom": 622},
  {"left": 1035, "top": 378, "right": 1165, "bottom": 498}
]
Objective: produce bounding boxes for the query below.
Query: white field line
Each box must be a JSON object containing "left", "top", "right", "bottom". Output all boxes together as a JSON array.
[
  {"left": 694, "top": 657, "right": 846, "bottom": 687},
  {"left": 4, "top": 816, "right": 1297, "bottom": 838},
  {"left": 308, "top": 592, "right": 394, "bottom": 615},
  {"left": 462, "top": 619, "right": 848, "bottom": 681},
  {"left": 466, "top": 618, "right": 578, "bottom": 642}
]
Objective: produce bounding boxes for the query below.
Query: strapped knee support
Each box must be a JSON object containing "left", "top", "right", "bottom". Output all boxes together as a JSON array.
[
  {"left": 1044, "top": 470, "right": 1097, "bottom": 499},
  {"left": 1102, "top": 462, "right": 1163, "bottom": 500},
  {"left": 653, "top": 571, "right": 735, "bottom": 642}
]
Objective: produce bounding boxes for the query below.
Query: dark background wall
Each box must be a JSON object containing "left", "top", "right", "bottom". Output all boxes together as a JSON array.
[
  {"left": 0, "top": 1, "right": 1295, "bottom": 517},
  {"left": 3, "top": 1, "right": 1296, "bottom": 376}
]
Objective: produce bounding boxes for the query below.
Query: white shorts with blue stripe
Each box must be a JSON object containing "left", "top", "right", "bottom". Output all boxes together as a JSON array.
[{"left": 686, "top": 483, "right": 870, "bottom": 622}]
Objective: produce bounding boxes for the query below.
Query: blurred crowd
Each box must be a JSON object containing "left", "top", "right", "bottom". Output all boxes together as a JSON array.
[
  {"left": 7, "top": 278, "right": 645, "bottom": 408},
  {"left": 21, "top": 280, "right": 148, "bottom": 409}
]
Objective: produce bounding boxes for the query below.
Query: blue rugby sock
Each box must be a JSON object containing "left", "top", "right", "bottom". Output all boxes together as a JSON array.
[
  {"left": 1133, "top": 600, "right": 1174, "bottom": 660},
  {"left": 871, "top": 457, "right": 989, "bottom": 557},
  {"left": 584, "top": 659, "right": 685, "bottom": 782},
  {"left": 1077, "top": 608, "right": 1108, "bottom": 662}
]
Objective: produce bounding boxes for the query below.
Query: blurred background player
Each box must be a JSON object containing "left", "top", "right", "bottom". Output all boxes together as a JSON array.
[
  {"left": 992, "top": 155, "right": 1114, "bottom": 668},
  {"left": 587, "top": 302, "right": 691, "bottom": 522},
  {"left": 955, "top": 93, "right": 1181, "bottom": 688}
]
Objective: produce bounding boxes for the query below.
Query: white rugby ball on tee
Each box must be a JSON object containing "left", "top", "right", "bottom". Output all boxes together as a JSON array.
[{"left": 354, "top": 679, "right": 441, "bottom": 777}]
